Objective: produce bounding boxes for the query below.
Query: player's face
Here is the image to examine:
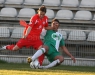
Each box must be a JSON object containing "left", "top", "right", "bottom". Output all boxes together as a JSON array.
[
  {"left": 51, "top": 21, "right": 59, "bottom": 31},
  {"left": 38, "top": 11, "right": 45, "bottom": 19}
]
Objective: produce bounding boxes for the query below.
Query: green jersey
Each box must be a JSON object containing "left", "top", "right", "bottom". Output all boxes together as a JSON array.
[{"left": 44, "top": 30, "right": 65, "bottom": 51}]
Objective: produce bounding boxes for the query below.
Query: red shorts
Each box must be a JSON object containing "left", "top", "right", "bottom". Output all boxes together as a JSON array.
[{"left": 16, "top": 38, "right": 43, "bottom": 50}]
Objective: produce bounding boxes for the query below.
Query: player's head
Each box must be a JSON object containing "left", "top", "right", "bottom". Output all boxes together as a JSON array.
[
  {"left": 38, "top": 5, "right": 46, "bottom": 19},
  {"left": 51, "top": 19, "right": 60, "bottom": 31}
]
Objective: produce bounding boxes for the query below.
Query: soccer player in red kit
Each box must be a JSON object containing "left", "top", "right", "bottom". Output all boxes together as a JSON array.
[{"left": 0, "top": 6, "right": 53, "bottom": 65}]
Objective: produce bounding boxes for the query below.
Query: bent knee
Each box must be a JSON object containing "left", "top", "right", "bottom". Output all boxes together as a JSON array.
[
  {"left": 55, "top": 56, "right": 64, "bottom": 63},
  {"left": 59, "top": 56, "right": 64, "bottom": 63},
  {"left": 42, "top": 45, "right": 49, "bottom": 52},
  {"left": 13, "top": 46, "right": 20, "bottom": 51},
  {"left": 12, "top": 48, "right": 18, "bottom": 51}
]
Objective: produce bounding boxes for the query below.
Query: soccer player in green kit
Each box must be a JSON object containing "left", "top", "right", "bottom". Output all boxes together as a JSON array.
[{"left": 27, "top": 19, "right": 76, "bottom": 69}]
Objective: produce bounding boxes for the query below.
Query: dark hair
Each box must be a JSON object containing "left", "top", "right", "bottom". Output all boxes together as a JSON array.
[
  {"left": 52, "top": 19, "right": 60, "bottom": 24},
  {"left": 38, "top": 5, "right": 46, "bottom": 13}
]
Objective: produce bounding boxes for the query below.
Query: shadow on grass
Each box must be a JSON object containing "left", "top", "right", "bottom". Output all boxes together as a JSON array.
[
  {"left": 0, "top": 60, "right": 7, "bottom": 63},
  {"left": 0, "top": 62, "right": 95, "bottom": 73}
]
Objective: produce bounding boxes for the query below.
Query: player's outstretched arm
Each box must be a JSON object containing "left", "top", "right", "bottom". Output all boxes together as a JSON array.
[
  {"left": 20, "top": 20, "right": 28, "bottom": 27},
  {"left": 44, "top": 26, "right": 54, "bottom": 30},
  {"left": 23, "top": 26, "right": 32, "bottom": 39},
  {"left": 61, "top": 46, "right": 76, "bottom": 63}
]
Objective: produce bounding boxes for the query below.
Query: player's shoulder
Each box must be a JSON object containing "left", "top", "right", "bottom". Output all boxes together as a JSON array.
[
  {"left": 44, "top": 15, "right": 48, "bottom": 19},
  {"left": 30, "top": 14, "right": 38, "bottom": 21},
  {"left": 32, "top": 14, "right": 38, "bottom": 18}
]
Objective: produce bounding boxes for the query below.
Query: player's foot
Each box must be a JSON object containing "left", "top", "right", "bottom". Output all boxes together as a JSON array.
[
  {"left": 27, "top": 57, "right": 32, "bottom": 63},
  {"left": 0, "top": 45, "right": 7, "bottom": 50}
]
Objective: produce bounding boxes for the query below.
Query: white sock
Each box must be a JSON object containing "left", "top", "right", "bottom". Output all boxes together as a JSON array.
[
  {"left": 39, "top": 59, "right": 60, "bottom": 69},
  {"left": 31, "top": 48, "right": 46, "bottom": 61}
]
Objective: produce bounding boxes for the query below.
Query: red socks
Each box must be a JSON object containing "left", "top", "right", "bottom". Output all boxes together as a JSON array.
[{"left": 6, "top": 45, "right": 15, "bottom": 50}]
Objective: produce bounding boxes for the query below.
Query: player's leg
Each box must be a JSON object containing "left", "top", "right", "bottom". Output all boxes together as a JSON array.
[
  {"left": 38, "top": 59, "right": 60, "bottom": 69},
  {"left": 0, "top": 45, "right": 14, "bottom": 50},
  {"left": 38, "top": 54, "right": 44, "bottom": 66},
  {"left": 39, "top": 55, "right": 64, "bottom": 69},
  {"left": 38, "top": 46, "right": 64, "bottom": 69},
  {"left": 32, "top": 45, "right": 48, "bottom": 60},
  {"left": 0, "top": 44, "right": 20, "bottom": 51},
  {"left": 0, "top": 38, "right": 26, "bottom": 51},
  {"left": 37, "top": 45, "right": 49, "bottom": 65},
  {"left": 36, "top": 45, "right": 44, "bottom": 65},
  {"left": 27, "top": 45, "right": 48, "bottom": 64},
  {"left": 36, "top": 45, "right": 45, "bottom": 65},
  {"left": 6, "top": 45, "right": 20, "bottom": 51},
  {"left": 27, "top": 40, "right": 48, "bottom": 65}
]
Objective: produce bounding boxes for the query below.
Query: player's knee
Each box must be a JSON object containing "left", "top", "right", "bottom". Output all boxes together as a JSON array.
[
  {"left": 12, "top": 47, "right": 20, "bottom": 51},
  {"left": 55, "top": 56, "right": 64, "bottom": 63},
  {"left": 59, "top": 56, "right": 64, "bottom": 63},
  {"left": 12, "top": 48, "right": 18, "bottom": 51},
  {"left": 42, "top": 45, "right": 49, "bottom": 52}
]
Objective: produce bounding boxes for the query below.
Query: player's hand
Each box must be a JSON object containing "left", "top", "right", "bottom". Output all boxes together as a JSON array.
[
  {"left": 20, "top": 20, "right": 27, "bottom": 27},
  {"left": 71, "top": 56, "right": 76, "bottom": 63}
]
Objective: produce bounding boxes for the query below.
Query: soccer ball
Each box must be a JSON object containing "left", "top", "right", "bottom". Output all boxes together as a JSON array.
[{"left": 30, "top": 59, "right": 40, "bottom": 69}]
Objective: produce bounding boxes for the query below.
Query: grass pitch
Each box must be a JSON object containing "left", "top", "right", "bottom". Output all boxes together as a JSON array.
[{"left": 0, "top": 61, "right": 95, "bottom": 75}]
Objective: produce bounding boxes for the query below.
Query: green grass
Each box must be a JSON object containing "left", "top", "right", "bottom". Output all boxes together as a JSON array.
[{"left": 0, "top": 62, "right": 95, "bottom": 75}]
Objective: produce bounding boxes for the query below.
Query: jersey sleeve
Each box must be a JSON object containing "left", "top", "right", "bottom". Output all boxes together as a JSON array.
[
  {"left": 44, "top": 16, "right": 48, "bottom": 27},
  {"left": 40, "top": 28, "right": 47, "bottom": 39},
  {"left": 59, "top": 38, "right": 65, "bottom": 47},
  {"left": 28, "top": 15, "right": 36, "bottom": 27}
]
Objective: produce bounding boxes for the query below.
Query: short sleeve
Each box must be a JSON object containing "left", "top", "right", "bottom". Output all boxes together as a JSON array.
[{"left": 59, "top": 38, "right": 65, "bottom": 47}]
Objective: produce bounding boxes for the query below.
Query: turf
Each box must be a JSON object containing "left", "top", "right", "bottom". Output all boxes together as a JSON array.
[{"left": 0, "top": 62, "right": 95, "bottom": 75}]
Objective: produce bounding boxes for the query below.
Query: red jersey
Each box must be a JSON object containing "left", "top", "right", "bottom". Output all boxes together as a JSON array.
[{"left": 24, "top": 14, "right": 48, "bottom": 38}]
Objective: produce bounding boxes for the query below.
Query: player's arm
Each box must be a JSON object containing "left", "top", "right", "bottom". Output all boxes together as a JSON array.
[
  {"left": 61, "top": 46, "right": 72, "bottom": 57},
  {"left": 20, "top": 20, "right": 28, "bottom": 27},
  {"left": 61, "top": 46, "right": 76, "bottom": 63},
  {"left": 40, "top": 28, "right": 47, "bottom": 39},
  {"left": 23, "top": 26, "right": 32, "bottom": 38},
  {"left": 59, "top": 38, "right": 76, "bottom": 63},
  {"left": 44, "top": 17, "right": 54, "bottom": 30},
  {"left": 23, "top": 16, "right": 36, "bottom": 38},
  {"left": 44, "top": 26, "right": 54, "bottom": 30}
]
